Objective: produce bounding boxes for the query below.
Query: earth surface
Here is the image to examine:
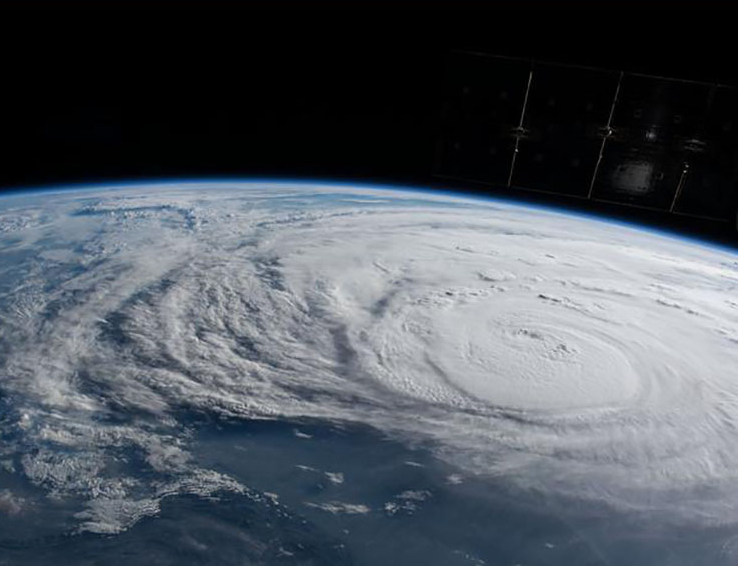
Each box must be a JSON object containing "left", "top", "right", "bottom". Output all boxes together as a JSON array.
[{"left": 1, "top": 181, "right": 738, "bottom": 565}]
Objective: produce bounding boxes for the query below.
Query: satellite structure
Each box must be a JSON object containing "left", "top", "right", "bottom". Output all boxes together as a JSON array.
[{"left": 433, "top": 51, "right": 738, "bottom": 228}]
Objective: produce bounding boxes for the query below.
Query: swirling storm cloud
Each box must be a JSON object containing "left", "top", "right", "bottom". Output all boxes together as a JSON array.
[{"left": 1, "top": 182, "right": 738, "bottom": 553}]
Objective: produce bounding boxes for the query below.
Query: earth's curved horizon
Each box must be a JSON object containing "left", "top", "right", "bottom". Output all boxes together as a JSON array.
[{"left": 1, "top": 180, "right": 738, "bottom": 565}]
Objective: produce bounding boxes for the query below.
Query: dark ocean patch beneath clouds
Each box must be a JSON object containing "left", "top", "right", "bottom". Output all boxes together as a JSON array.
[{"left": 173, "top": 416, "right": 733, "bottom": 566}]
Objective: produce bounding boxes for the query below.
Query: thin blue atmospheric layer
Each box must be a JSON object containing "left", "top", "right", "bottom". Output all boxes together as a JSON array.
[{"left": 0, "top": 177, "right": 736, "bottom": 257}]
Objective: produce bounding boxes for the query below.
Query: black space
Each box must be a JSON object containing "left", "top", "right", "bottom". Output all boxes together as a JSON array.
[{"left": 1, "top": 7, "right": 737, "bottom": 245}]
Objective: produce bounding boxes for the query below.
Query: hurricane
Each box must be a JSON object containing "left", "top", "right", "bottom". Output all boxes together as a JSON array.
[{"left": 1, "top": 182, "right": 738, "bottom": 550}]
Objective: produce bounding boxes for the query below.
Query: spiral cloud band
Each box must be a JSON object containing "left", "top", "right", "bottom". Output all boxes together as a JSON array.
[{"left": 1, "top": 182, "right": 737, "bottom": 535}]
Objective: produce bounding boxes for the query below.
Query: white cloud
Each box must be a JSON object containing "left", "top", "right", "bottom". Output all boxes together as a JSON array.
[
  {"left": 0, "top": 490, "right": 25, "bottom": 516},
  {"left": 304, "top": 501, "right": 371, "bottom": 515}
]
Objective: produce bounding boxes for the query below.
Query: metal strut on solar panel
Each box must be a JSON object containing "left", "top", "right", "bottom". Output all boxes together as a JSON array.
[
  {"left": 669, "top": 84, "right": 716, "bottom": 213},
  {"left": 669, "top": 162, "right": 690, "bottom": 213},
  {"left": 587, "top": 71, "right": 623, "bottom": 200},
  {"left": 507, "top": 68, "right": 534, "bottom": 187}
]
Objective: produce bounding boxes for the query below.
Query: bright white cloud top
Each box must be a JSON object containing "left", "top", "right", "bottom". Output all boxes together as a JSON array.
[{"left": 1, "top": 181, "right": 738, "bottom": 535}]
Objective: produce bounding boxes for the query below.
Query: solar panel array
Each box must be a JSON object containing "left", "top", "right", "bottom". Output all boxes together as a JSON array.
[{"left": 434, "top": 51, "right": 738, "bottom": 224}]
